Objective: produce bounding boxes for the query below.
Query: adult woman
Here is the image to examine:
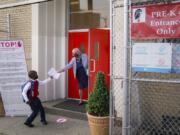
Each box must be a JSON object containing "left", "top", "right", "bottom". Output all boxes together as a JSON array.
[{"left": 58, "top": 48, "right": 88, "bottom": 105}]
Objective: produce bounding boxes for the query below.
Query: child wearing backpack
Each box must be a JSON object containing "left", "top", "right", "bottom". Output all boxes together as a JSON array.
[{"left": 22, "top": 70, "right": 53, "bottom": 127}]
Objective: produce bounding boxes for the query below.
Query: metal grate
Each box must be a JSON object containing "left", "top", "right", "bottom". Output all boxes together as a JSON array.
[{"left": 130, "top": 74, "right": 180, "bottom": 135}]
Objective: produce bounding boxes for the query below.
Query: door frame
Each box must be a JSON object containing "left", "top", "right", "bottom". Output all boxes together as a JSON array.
[
  {"left": 67, "top": 28, "right": 110, "bottom": 100},
  {"left": 68, "top": 29, "right": 90, "bottom": 101}
]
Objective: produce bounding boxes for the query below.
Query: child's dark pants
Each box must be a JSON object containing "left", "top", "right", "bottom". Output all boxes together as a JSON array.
[{"left": 25, "top": 97, "right": 46, "bottom": 124}]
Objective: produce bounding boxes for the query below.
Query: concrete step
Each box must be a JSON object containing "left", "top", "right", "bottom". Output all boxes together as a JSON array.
[{"left": 43, "top": 99, "right": 87, "bottom": 121}]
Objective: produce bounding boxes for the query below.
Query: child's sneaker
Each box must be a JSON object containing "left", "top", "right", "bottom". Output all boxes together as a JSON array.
[
  {"left": 41, "top": 121, "right": 48, "bottom": 125},
  {"left": 24, "top": 122, "right": 34, "bottom": 127}
]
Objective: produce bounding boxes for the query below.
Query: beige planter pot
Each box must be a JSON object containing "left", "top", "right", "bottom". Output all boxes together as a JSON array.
[{"left": 87, "top": 113, "right": 109, "bottom": 135}]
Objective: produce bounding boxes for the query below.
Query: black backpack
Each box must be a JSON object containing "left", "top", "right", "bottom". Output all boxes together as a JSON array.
[{"left": 21, "top": 80, "right": 35, "bottom": 102}]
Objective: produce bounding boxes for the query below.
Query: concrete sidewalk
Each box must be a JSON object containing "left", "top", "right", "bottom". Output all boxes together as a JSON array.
[{"left": 0, "top": 114, "right": 90, "bottom": 135}]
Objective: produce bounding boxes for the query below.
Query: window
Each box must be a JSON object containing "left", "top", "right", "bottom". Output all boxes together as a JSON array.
[{"left": 69, "top": 0, "right": 110, "bottom": 29}]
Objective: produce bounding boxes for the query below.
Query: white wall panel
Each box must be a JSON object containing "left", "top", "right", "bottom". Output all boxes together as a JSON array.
[{"left": 32, "top": 0, "right": 66, "bottom": 101}]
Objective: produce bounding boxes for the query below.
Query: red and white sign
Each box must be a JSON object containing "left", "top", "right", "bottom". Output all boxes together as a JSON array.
[{"left": 131, "top": 3, "right": 180, "bottom": 39}]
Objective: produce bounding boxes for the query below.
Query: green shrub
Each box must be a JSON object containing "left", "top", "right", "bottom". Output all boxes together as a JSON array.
[{"left": 86, "top": 72, "right": 109, "bottom": 117}]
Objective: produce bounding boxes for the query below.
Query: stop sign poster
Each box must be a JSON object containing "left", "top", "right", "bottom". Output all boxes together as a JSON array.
[{"left": 0, "top": 40, "right": 31, "bottom": 116}]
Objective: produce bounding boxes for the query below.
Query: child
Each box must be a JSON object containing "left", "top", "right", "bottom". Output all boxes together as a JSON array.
[{"left": 22, "top": 70, "right": 52, "bottom": 127}]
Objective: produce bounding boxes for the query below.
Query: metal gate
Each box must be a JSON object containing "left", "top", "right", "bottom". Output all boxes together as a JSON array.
[
  {"left": 110, "top": 0, "right": 180, "bottom": 135},
  {"left": 110, "top": 0, "right": 124, "bottom": 134}
]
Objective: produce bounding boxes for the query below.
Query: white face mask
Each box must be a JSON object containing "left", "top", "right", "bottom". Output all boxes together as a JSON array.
[{"left": 72, "top": 52, "right": 78, "bottom": 57}]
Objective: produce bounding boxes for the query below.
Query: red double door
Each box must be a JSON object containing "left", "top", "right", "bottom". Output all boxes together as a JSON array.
[{"left": 68, "top": 29, "right": 110, "bottom": 100}]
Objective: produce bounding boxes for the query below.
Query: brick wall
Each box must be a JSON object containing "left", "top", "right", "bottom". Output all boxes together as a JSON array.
[
  {"left": 0, "top": 0, "right": 32, "bottom": 70},
  {"left": 0, "top": 0, "right": 16, "bottom": 5}
]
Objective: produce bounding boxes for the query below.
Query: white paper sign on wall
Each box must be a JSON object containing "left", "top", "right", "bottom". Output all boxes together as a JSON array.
[{"left": 0, "top": 40, "right": 31, "bottom": 116}]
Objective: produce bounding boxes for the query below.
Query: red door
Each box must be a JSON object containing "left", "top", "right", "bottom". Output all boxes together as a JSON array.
[
  {"left": 89, "top": 29, "right": 110, "bottom": 93},
  {"left": 68, "top": 31, "right": 89, "bottom": 100}
]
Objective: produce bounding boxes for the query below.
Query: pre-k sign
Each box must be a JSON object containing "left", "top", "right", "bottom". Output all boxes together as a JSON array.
[{"left": 132, "top": 3, "right": 180, "bottom": 39}]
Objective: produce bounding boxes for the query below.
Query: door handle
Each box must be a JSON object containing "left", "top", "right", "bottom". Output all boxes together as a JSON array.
[{"left": 90, "top": 59, "right": 95, "bottom": 73}]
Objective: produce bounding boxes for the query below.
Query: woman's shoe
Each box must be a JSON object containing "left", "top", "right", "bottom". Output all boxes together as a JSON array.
[{"left": 78, "top": 101, "right": 83, "bottom": 106}]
